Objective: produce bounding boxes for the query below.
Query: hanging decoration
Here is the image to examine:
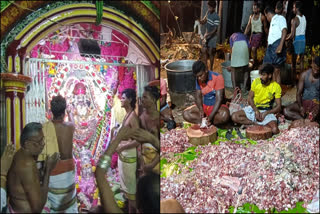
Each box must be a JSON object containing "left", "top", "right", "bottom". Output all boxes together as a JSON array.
[{"left": 95, "top": 0, "right": 103, "bottom": 26}]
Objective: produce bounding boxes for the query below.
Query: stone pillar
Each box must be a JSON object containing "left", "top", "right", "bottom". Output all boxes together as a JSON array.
[{"left": 0, "top": 73, "right": 32, "bottom": 150}]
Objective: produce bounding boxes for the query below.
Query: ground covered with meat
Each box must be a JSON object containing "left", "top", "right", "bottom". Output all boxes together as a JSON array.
[{"left": 161, "top": 126, "right": 319, "bottom": 213}]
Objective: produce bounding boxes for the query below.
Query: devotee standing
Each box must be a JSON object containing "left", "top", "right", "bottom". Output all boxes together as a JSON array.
[
  {"left": 7, "top": 123, "right": 59, "bottom": 213},
  {"left": 263, "top": 6, "right": 287, "bottom": 85},
  {"left": 38, "top": 95, "right": 78, "bottom": 213},
  {"left": 244, "top": 1, "right": 268, "bottom": 68},
  {"left": 286, "top": 1, "right": 306, "bottom": 81},
  {"left": 0, "top": 144, "right": 15, "bottom": 212},
  {"left": 199, "top": 0, "right": 220, "bottom": 71},
  {"left": 228, "top": 30, "right": 250, "bottom": 95},
  {"left": 283, "top": 56, "right": 319, "bottom": 122},
  {"left": 140, "top": 86, "right": 160, "bottom": 138},
  {"left": 117, "top": 88, "right": 140, "bottom": 213},
  {"left": 183, "top": 60, "right": 230, "bottom": 126},
  {"left": 139, "top": 86, "right": 160, "bottom": 175},
  {"left": 231, "top": 64, "right": 282, "bottom": 135}
]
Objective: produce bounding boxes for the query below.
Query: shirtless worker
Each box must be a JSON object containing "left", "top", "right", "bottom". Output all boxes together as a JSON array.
[
  {"left": 7, "top": 122, "right": 59, "bottom": 213},
  {"left": 283, "top": 56, "right": 320, "bottom": 122},
  {"left": 38, "top": 95, "right": 78, "bottom": 213},
  {"left": 244, "top": 1, "right": 268, "bottom": 68}
]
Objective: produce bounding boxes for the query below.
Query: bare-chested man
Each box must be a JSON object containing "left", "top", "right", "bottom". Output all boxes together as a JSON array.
[
  {"left": 7, "top": 122, "right": 59, "bottom": 213},
  {"left": 283, "top": 56, "right": 320, "bottom": 122},
  {"left": 38, "top": 95, "right": 78, "bottom": 213},
  {"left": 244, "top": 1, "right": 268, "bottom": 68},
  {"left": 140, "top": 86, "right": 160, "bottom": 138},
  {"left": 110, "top": 88, "right": 140, "bottom": 213},
  {"left": 139, "top": 86, "right": 160, "bottom": 176}
]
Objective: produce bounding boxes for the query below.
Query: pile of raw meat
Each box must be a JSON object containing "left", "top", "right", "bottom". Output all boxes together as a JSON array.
[
  {"left": 161, "top": 126, "right": 319, "bottom": 213},
  {"left": 161, "top": 128, "right": 193, "bottom": 158}
]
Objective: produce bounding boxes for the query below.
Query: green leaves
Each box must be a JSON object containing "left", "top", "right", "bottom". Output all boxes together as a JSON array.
[
  {"left": 228, "top": 202, "right": 308, "bottom": 213},
  {"left": 274, "top": 202, "right": 308, "bottom": 213},
  {"left": 229, "top": 203, "right": 266, "bottom": 213},
  {"left": 160, "top": 158, "right": 179, "bottom": 178},
  {"left": 160, "top": 147, "right": 200, "bottom": 178},
  {"left": 174, "top": 146, "right": 201, "bottom": 165},
  {"left": 182, "top": 122, "right": 192, "bottom": 129},
  {"left": 217, "top": 128, "right": 228, "bottom": 138}
]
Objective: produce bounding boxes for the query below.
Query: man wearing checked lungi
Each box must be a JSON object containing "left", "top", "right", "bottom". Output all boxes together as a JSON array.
[{"left": 244, "top": 1, "right": 268, "bottom": 69}]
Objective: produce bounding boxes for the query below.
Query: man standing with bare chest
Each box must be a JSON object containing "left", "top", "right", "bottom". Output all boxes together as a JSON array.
[
  {"left": 38, "top": 95, "right": 78, "bottom": 213},
  {"left": 7, "top": 123, "right": 59, "bottom": 213}
]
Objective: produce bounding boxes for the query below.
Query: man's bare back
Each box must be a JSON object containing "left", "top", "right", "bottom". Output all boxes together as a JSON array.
[{"left": 52, "top": 121, "right": 74, "bottom": 160}]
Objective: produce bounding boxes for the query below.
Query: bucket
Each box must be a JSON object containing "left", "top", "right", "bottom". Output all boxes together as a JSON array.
[
  {"left": 221, "top": 61, "right": 246, "bottom": 88},
  {"left": 250, "top": 70, "right": 260, "bottom": 84},
  {"left": 165, "top": 60, "right": 196, "bottom": 93},
  {"left": 221, "top": 61, "right": 232, "bottom": 88}
]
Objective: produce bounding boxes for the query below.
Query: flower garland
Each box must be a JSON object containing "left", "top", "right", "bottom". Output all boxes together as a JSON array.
[{"left": 74, "top": 97, "right": 113, "bottom": 211}]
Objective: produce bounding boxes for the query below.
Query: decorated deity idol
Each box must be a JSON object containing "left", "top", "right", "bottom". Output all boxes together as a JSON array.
[
  {"left": 68, "top": 81, "right": 100, "bottom": 147},
  {"left": 76, "top": 147, "right": 98, "bottom": 210}
]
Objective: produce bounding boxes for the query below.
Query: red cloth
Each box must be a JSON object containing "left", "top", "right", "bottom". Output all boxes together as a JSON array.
[
  {"left": 50, "top": 159, "right": 75, "bottom": 176},
  {"left": 203, "top": 104, "right": 229, "bottom": 117}
]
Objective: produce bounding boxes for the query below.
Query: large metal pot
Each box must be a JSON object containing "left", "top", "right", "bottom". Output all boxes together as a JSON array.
[{"left": 164, "top": 60, "right": 196, "bottom": 93}]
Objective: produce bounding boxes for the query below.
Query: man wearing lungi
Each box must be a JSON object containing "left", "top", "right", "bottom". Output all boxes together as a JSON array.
[
  {"left": 283, "top": 56, "right": 319, "bottom": 122},
  {"left": 244, "top": 1, "right": 268, "bottom": 68},
  {"left": 231, "top": 64, "right": 282, "bottom": 135},
  {"left": 263, "top": 6, "right": 287, "bottom": 85},
  {"left": 38, "top": 95, "right": 78, "bottom": 213}
]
